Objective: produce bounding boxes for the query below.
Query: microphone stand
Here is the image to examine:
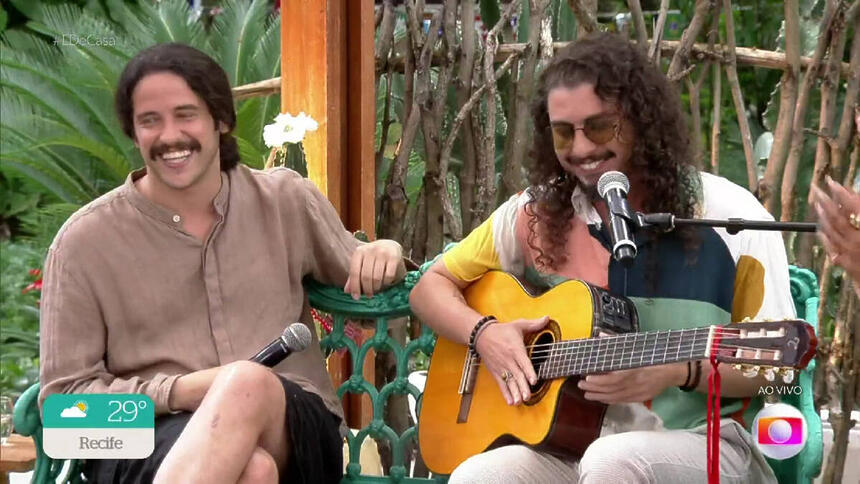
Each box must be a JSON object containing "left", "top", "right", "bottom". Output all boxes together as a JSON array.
[{"left": 634, "top": 213, "right": 817, "bottom": 235}]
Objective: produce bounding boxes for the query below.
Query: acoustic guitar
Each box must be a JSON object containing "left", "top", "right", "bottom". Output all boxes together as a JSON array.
[{"left": 417, "top": 271, "right": 817, "bottom": 475}]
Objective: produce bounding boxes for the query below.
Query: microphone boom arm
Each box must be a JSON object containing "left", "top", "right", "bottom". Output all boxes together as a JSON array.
[{"left": 636, "top": 213, "right": 817, "bottom": 235}]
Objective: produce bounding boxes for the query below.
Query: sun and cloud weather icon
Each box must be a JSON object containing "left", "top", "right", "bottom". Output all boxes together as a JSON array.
[{"left": 60, "top": 400, "right": 88, "bottom": 418}]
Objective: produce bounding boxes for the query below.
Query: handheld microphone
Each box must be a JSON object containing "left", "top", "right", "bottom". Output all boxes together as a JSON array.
[
  {"left": 250, "top": 323, "right": 313, "bottom": 367},
  {"left": 597, "top": 171, "right": 637, "bottom": 266}
]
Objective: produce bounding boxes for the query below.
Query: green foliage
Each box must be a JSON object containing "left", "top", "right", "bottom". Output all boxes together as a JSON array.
[
  {"left": 0, "top": 241, "right": 43, "bottom": 397},
  {"left": 0, "top": 4, "right": 8, "bottom": 33},
  {"left": 479, "top": 0, "right": 501, "bottom": 33},
  {"left": 550, "top": 0, "right": 577, "bottom": 42}
]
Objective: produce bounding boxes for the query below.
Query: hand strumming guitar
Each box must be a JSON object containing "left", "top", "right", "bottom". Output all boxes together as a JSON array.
[{"left": 475, "top": 316, "right": 550, "bottom": 406}]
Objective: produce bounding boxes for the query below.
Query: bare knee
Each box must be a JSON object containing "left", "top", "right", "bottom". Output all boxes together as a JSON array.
[
  {"left": 212, "top": 361, "right": 284, "bottom": 412},
  {"left": 237, "top": 447, "right": 278, "bottom": 484}
]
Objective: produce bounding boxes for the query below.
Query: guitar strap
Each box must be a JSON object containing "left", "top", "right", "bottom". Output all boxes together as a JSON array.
[{"left": 706, "top": 331, "right": 723, "bottom": 484}]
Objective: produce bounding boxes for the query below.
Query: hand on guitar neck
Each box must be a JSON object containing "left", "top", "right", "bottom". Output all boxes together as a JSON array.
[
  {"left": 474, "top": 316, "right": 551, "bottom": 406},
  {"left": 577, "top": 358, "right": 688, "bottom": 404}
]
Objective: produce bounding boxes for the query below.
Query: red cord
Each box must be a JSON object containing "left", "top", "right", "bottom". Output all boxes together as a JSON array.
[{"left": 707, "top": 330, "right": 722, "bottom": 484}]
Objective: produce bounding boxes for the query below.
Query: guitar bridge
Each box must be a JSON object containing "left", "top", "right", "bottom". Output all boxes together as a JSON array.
[
  {"left": 458, "top": 350, "right": 479, "bottom": 395},
  {"left": 456, "top": 350, "right": 479, "bottom": 423}
]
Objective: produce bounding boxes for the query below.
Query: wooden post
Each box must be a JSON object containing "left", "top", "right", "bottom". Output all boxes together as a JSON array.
[
  {"left": 280, "top": 0, "right": 375, "bottom": 236},
  {"left": 281, "top": 0, "right": 377, "bottom": 429}
]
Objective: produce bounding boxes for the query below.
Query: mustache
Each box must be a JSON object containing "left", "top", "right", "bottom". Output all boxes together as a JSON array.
[
  {"left": 568, "top": 150, "right": 614, "bottom": 165},
  {"left": 150, "top": 139, "right": 201, "bottom": 160}
]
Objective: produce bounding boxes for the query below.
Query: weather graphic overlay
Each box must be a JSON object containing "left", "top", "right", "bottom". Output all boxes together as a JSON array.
[
  {"left": 752, "top": 402, "right": 808, "bottom": 460},
  {"left": 43, "top": 394, "right": 154, "bottom": 459}
]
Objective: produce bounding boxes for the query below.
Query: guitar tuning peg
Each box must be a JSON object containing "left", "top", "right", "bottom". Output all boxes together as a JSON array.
[
  {"left": 763, "top": 368, "right": 776, "bottom": 382},
  {"left": 742, "top": 316, "right": 752, "bottom": 322},
  {"left": 742, "top": 365, "right": 759, "bottom": 378},
  {"left": 733, "top": 364, "right": 743, "bottom": 371},
  {"left": 781, "top": 369, "right": 795, "bottom": 384}
]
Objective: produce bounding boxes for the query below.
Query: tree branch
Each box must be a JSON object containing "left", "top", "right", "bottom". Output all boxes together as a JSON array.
[
  {"left": 709, "top": 11, "right": 722, "bottom": 174},
  {"left": 666, "top": 0, "right": 713, "bottom": 79},
  {"left": 721, "top": 0, "right": 758, "bottom": 192},
  {"left": 475, "top": 0, "right": 522, "bottom": 224},
  {"left": 501, "top": 0, "right": 550, "bottom": 202},
  {"left": 780, "top": 0, "right": 842, "bottom": 221},
  {"left": 648, "top": 0, "right": 671, "bottom": 63},
  {"left": 830, "top": 5, "right": 860, "bottom": 182},
  {"left": 567, "top": 0, "right": 599, "bottom": 37},
  {"left": 760, "top": 0, "right": 800, "bottom": 212},
  {"left": 627, "top": 0, "right": 649, "bottom": 48},
  {"left": 455, "top": 0, "right": 478, "bottom": 232}
]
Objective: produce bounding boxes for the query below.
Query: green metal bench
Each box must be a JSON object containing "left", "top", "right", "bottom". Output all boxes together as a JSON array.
[{"left": 12, "top": 265, "right": 822, "bottom": 483}]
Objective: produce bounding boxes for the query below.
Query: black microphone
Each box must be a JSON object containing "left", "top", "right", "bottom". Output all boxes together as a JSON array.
[
  {"left": 597, "top": 171, "right": 637, "bottom": 266},
  {"left": 250, "top": 323, "right": 313, "bottom": 367}
]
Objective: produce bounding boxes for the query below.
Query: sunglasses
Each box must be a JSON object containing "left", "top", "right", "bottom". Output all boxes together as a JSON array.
[{"left": 550, "top": 113, "right": 621, "bottom": 151}]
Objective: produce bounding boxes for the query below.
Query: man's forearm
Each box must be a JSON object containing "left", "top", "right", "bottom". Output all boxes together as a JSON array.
[
  {"left": 689, "top": 360, "right": 772, "bottom": 398},
  {"left": 409, "top": 270, "right": 481, "bottom": 345},
  {"left": 168, "top": 367, "right": 223, "bottom": 412}
]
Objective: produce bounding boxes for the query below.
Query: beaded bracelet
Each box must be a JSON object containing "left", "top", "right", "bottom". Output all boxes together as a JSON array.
[
  {"left": 468, "top": 315, "right": 497, "bottom": 353},
  {"left": 680, "top": 360, "right": 702, "bottom": 392},
  {"left": 679, "top": 361, "right": 693, "bottom": 389}
]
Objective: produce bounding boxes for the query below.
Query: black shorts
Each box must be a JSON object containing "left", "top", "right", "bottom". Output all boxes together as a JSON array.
[{"left": 83, "top": 376, "right": 343, "bottom": 484}]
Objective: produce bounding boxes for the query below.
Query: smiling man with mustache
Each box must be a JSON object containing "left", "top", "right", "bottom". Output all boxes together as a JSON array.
[
  {"left": 38, "top": 43, "right": 407, "bottom": 484},
  {"left": 410, "top": 33, "right": 794, "bottom": 483}
]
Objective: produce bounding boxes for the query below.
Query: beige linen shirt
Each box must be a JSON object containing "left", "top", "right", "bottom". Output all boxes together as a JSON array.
[{"left": 39, "top": 164, "right": 361, "bottom": 418}]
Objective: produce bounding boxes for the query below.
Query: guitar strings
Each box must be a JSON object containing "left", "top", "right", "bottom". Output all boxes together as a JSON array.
[
  {"left": 524, "top": 339, "right": 778, "bottom": 359},
  {"left": 462, "top": 326, "right": 800, "bottom": 375},
  {"left": 522, "top": 327, "right": 743, "bottom": 351},
  {"left": 464, "top": 340, "right": 786, "bottom": 373},
  {"left": 521, "top": 327, "right": 776, "bottom": 356},
  {"left": 522, "top": 329, "right": 763, "bottom": 356}
]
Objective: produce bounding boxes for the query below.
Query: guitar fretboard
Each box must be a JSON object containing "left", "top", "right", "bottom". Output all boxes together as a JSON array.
[{"left": 535, "top": 327, "right": 713, "bottom": 379}]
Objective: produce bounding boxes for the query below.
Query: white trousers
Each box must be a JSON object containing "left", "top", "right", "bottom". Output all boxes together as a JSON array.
[{"left": 447, "top": 419, "right": 777, "bottom": 484}]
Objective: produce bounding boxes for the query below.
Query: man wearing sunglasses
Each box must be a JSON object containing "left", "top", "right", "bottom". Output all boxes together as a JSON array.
[{"left": 410, "top": 32, "right": 792, "bottom": 483}]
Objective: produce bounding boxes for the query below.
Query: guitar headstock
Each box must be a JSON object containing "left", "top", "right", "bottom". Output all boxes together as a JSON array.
[{"left": 713, "top": 319, "right": 817, "bottom": 380}]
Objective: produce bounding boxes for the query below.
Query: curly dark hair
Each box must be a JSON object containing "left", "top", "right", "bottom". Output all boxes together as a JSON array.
[
  {"left": 115, "top": 43, "right": 240, "bottom": 171},
  {"left": 525, "top": 32, "right": 698, "bottom": 272}
]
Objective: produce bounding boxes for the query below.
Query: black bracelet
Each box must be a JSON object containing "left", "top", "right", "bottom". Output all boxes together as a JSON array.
[
  {"left": 468, "top": 315, "right": 497, "bottom": 353},
  {"left": 680, "top": 360, "right": 702, "bottom": 392},
  {"left": 679, "top": 361, "right": 692, "bottom": 389}
]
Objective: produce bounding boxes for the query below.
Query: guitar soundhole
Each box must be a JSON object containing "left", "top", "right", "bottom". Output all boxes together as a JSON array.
[{"left": 525, "top": 325, "right": 559, "bottom": 404}]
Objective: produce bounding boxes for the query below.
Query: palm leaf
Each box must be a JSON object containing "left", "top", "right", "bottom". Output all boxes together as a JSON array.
[
  {"left": 210, "top": 0, "right": 270, "bottom": 86},
  {"left": 0, "top": 47, "right": 126, "bottom": 153},
  {"left": 1, "top": 99, "right": 127, "bottom": 194},
  {"left": 248, "top": 17, "right": 282, "bottom": 143},
  {"left": 0, "top": 155, "right": 91, "bottom": 204},
  {"left": 135, "top": 0, "right": 207, "bottom": 49},
  {"left": 236, "top": 135, "right": 266, "bottom": 170},
  {"left": 1, "top": 128, "right": 96, "bottom": 200}
]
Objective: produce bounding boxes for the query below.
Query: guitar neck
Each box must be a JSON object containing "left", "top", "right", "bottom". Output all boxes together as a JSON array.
[{"left": 535, "top": 326, "right": 714, "bottom": 380}]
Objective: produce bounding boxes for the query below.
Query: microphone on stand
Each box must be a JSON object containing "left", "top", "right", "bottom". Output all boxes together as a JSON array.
[
  {"left": 597, "top": 171, "right": 638, "bottom": 266},
  {"left": 250, "top": 323, "right": 313, "bottom": 367}
]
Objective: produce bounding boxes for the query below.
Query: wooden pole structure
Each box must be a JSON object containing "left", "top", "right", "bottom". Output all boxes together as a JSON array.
[
  {"left": 280, "top": 0, "right": 375, "bottom": 236},
  {"left": 281, "top": 0, "right": 377, "bottom": 429}
]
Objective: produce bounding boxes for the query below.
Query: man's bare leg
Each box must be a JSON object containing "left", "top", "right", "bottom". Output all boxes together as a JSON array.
[
  {"left": 154, "top": 361, "right": 290, "bottom": 483},
  {"left": 237, "top": 447, "right": 278, "bottom": 484}
]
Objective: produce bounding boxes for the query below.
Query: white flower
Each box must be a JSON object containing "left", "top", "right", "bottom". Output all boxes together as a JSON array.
[{"left": 263, "top": 112, "right": 319, "bottom": 148}]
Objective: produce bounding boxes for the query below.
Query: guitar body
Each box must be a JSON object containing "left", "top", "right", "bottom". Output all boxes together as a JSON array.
[{"left": 418, "top": 271, "right": 639, "bottom": 475}]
